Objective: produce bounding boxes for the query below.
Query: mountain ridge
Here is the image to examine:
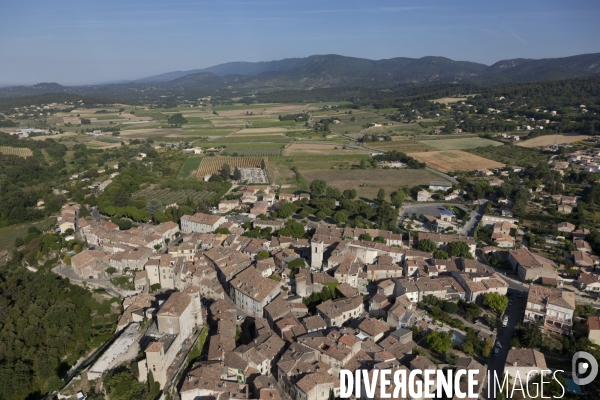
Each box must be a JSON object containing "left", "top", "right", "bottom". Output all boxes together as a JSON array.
[{"left": 1, "top": 53, "right": 600, "bottom": 99}]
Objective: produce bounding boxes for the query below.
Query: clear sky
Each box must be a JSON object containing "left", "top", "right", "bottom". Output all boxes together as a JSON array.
[{"left": 1, "top": 0, "right": 599, "bottom": 85}]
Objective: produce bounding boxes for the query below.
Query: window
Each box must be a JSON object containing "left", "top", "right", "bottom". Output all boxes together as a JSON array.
[{"left": 168, "top": 318, "right": 172, "bottom": 323}]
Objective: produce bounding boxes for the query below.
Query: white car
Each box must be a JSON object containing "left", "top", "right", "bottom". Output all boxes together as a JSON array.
[
  {"left": 502, "top": 316, "right": 508, "bottom": 327},
  {"left": 237, "top": 315, "right": 244, "bottom": 322}
]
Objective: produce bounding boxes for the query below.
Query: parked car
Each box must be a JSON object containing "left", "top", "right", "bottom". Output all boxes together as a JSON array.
[
  {"left": 502, "top": 316, "right": 508, "bottom": 327},
  {"left": 494, "top": 347, "right": 500, "bottom": 356}
]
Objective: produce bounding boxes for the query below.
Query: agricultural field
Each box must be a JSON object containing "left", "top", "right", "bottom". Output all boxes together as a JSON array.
[
  {"left": 196, "top": 156, "right": 266, "bottom": 177},
  {"left": 517, "top": 134, "right": 592, "bottom": 148},
  {"left": 418, "top": 137, "right": 503, "bottom": 150},
  {"left": 410, "top": 150, "right": 504, "bottom": 172},
  {"left": 134, "top": 188, "right": 214, "bottom": 205},
  {"left": 94, "top": 115, "right": 124, "bottom": 120},
  {"left": 266, "top": 154, "right": 439, "bottom": 199},
  {"left": 283, "top": 143, "right": 371, "bottom": 156},
  {"left": 0, "top": 146, "right": 33, "bottom": 157},
  {"left": 222, "top": 146, "right": 282, "bottom": 156},
  {"left": 302, "top": 169, "right": 439, "bottom": 199},
  {"left": 466, "top": 145, "right": 550, "bottom": 166},
  {"left": 179, "top": 156, "right": 203, "bottom": 178},
  {"left": 0, "top": 218, "right": 56, "bottom": 254},
  {"left": 431, "top": 96, "right": 470, "bottom": 104},
  {"left": 366, "top": 140, "right": 435, "bottom": 153}
]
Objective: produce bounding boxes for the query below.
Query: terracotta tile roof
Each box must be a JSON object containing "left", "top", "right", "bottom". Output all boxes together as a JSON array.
[
  {"left": 295, "top": 371, "right": 339, "bottom": 394},
  {"left": 358, "top": 318, "right": 389, "bottom": 337},
  {"left": 145, "top": 342, "right": 164, "bottom": 353},
  {"left": 157, "top": 292, "right": 192, "bottom": 317},
  {"left": 588, "top": 316, "right": 600, "bottom": 331},
  {"left": 302, "top": 315, "right": 327, "bottom": 331},
  {"left": 505, "top": 349, "right": 547, "bottom": 369}
]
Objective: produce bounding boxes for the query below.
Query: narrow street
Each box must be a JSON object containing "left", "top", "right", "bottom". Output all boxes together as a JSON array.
[{"left": 485, "top": 288, "right": 527, "bottom": 399}]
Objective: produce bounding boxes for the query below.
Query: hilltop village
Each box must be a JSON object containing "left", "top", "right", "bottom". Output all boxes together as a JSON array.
[{"left": 46, "top": 148, "right": 600, "bottom": 399}]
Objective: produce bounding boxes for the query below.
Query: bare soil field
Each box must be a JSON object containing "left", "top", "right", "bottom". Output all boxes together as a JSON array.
[
  {"left": 302, "top": 168, "right": 438, "bottom": 198},
  {"left": 419, "top": 137, "right": 503, "bottom": 150},
  {"left": 233, "top": 127, "right": 289, "bottom": 134},
  {"left": 211, "top": 120, "right": 247, "bottom": 127},
  {"left": 517, "top": 134, "right": 592, "bottom": 148},
  {"left": 411, "top": 150, "right": 504, "bottom": 172},
  {"left": 431, "top": 97, "right": 470, "bottom": 104},
  {"left": 283, "top": 143, "right": 370, "bottom": 155}
]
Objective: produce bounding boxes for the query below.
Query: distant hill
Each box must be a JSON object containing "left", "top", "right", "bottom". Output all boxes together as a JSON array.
[
  {"left": 1, "top": 53, "right": 600, "bottom": 99},
  {"left": 135, "top": 53, "right": 600, "bottom": 88}
]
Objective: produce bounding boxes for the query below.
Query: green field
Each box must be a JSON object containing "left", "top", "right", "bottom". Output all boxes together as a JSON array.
[
  {"left": 185, "top": 117, "right": 212, "bottom": 124},
  {"left": 134, "top": 188, "right": 214, "bottom": 204},
  {"left": 250, "top": 120, "right": 299, "bottom": 128},
  {"left": 95, "top": 115, "right": 124, "bottom": 120},
  {"left": 466, "top": 144, "right": 550, "bottom": 166},
  {"left": 213, "top": 103, "right": 282, "bottom": 111},
  {"left": 132, "top": 110, "right": 167, "bottom": 120},
  {"left": 0, "top": 218, "right": 57, "bottom": 253},
  {"left": 419, "top": 137, "right": 503, "bottom": 150},
  {"left": 178, "top": 156, "right": 203, "bottom": 178},
  {"left": 96, "top": 137, "right": 122, "bottom": 143},
  {"left": 222, "top": 147, "right": 283, "bottom": 156},
  {"left": 180, "top": 129, "right": 234, "bottom": 136}
]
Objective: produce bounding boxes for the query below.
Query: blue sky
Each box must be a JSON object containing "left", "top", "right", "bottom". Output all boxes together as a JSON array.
[{"left": 1, "top": 0, "right": 599, "bottom": 85}]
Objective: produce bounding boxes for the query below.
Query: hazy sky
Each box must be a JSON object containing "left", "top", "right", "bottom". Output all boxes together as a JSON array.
[{"left": 1, "top": 0, "right": 599, "bottom": 85}]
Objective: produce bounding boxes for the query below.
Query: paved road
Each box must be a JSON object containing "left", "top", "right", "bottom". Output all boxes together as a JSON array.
[
  {"left": 486, "top": 288, "right": 527, "bottom": 399},
  {"left": 425, "top": 167, "right": 459, "bottom": 184},
  {"left": 91, "top": 206, "right": 105, "bottom": 221},
  {"left": 463, "top": 200, "right": 488, "bottom": 236}
]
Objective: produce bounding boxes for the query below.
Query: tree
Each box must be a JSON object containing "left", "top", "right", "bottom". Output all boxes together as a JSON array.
[
  {"left": 232, "top": 167, "right": 242, "bottom": 181},
  {"left": 63, "top": 254, "right": 71, "bottom": 266},
  {"left": 106, "top": 267, "right": 117, "bottom": 276},
  {"left": 146, "top": 199, "right": 162, "bottom": 218},
  {"left": 221, "top": 164, "right": 231, "bottom": 180},
  {"left": 447, "top": 241, "right": 473, "bottom": 259},
  {"left": 315, "top": 211, "right": 326, "bottom": 221},
  {"left": 445, "top": 352, "right": 459, "bottom": 365},
  {"left": 442, "top": 301, "right": 459, "bottom": 314},
  {"left": 432, "top": 250, "right": 449, "bottom": 259},
  {"left": 390, "top": 189, "right": 406, "bottom": 208},
  {"left": 377, "top": 188, "right": 385, "bottom": 202},
  {"left": 359, "top": 233, "right": 372, "bottom": 241},
  {"left": 426, "top": 331, "right": 452, "bottom": 353},
  {"left": 333, "top": 211, "right": 348, "bottom": 224},
  {"left": 310, "top": 180, "right": 327, "bottom": 197},
  {"left": 153, "top": 211, "right": 170, "bottom": 223},
  {"left": 481, "top": 337, "right": 494, "bottom": 357},
  {"left": 522, "top": 319, "right": 543, "bottom": 348},
  {"left": 418, "top": 239, "right": 437, "bottom": 252},
  {"left": 257, "top": 250, "right": 270, "bottom": 259},
  {"left": 343, "top": 189, "right": 357, "bottom": 200},
  {"left": 484, "top": 292, "right": 509, "bottom": 313}
]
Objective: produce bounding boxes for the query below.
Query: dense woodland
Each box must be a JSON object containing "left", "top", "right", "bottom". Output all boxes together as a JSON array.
[{"left": 0, "top": 262, "right": 118, "bottom": 399}]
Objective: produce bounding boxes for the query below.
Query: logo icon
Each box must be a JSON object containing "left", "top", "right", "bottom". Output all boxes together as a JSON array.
[{"left": 572, "top": 351, "right": 598, "bottom": 386}]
